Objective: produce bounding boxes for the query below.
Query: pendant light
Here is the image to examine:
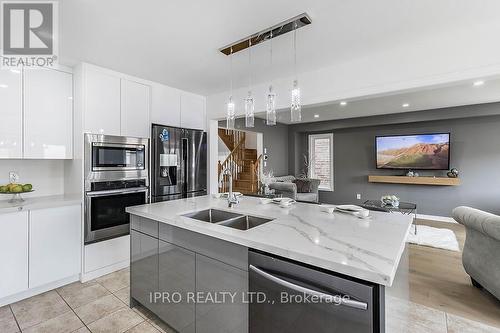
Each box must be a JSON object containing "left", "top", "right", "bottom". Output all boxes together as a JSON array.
[
  {"left": 226, "top": 47, "right": 235, "bottom": 129},
  {"left": 290, "top": 21, "right": 301, "bottom": 122},
  {"left": 244, "top": 39, "right": 255, "bottom": 128},
  {"left": 266, "top": 30, "right": 277, "bottom": 126}
]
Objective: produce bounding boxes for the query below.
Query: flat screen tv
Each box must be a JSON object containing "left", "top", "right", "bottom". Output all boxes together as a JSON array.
[{"left": 376, "top": 133, "right": 450, "bottom": 170}]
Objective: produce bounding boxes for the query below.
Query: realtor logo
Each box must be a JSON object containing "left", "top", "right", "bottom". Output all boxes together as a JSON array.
[{"left": 1, "top": 1, "right": 58, "bottom": 67}]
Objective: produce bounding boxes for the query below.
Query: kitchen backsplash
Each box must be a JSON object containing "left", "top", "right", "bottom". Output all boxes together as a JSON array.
[{"left": 0, "top": 160, "right": 65, "bottom": 198}]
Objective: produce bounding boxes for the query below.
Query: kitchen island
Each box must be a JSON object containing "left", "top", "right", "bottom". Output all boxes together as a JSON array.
[{"left": 126, "top": 195, "right": 412, "bottom": 333}]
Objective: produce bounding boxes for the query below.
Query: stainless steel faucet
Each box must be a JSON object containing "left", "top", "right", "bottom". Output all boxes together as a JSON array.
[{"left": 219, "top": 167, "right": 239, "bottom": 208}]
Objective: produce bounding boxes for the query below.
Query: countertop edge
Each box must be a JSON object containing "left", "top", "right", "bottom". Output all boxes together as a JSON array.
[{"left": 0, "top": 194, "right": 82, "bottom": 214}]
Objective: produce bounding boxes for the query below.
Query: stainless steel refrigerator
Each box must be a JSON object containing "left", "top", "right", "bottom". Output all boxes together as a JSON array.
[{"left": 151, "top": 124, "right": 207, "bottom": 202}]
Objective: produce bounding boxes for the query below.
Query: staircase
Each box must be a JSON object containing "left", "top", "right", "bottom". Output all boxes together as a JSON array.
[{"left": 218, "top": 128, "right": 262, "bottom": 195}]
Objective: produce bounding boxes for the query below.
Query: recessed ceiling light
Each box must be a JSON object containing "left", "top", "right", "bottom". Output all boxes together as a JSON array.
[
  {"left": 0, "top": 84, "right": 8, "bottom": 88},
  {"left": 402, "top": 103, "right": 410, "bottom": 108},
  {"left": 473, "top": 80, "right": 484, "bottom": 86},
  {"left": 340, "top": 101, "right": 347, "bottom": 106},
  {"left": 314, "top": 114, "right": 319, "bottom": 118}
]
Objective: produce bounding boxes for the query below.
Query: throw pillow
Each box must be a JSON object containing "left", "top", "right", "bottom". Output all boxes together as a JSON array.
[{"left": 293, "top": 179, "right": 312, "bottom": 193}]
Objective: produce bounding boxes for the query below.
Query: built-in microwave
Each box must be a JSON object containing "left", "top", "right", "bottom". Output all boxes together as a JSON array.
[
  {"left": 91, "top": 142, "right": 145, "bottom": 171},
  {"left": 84, "top": 134, "right": 149, "bottom": 190}
]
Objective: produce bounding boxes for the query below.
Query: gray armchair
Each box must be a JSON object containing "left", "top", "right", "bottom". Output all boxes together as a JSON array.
[
  {"left": 452, "top": 206, "right": 500, "bottom": 300},
  {"left": 268, "top": 175, "right": 321, "bottom": 203}
]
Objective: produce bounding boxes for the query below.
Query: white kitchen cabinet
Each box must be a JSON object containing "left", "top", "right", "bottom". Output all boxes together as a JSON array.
[
  {"left": 0, "top": 211, "right": 29, "bottom": 299},
  {"left": 85, "top": 68, "right": 121, "bottom": 135},
  {"left": 0, "top": 68, "right": 22, "bottom": 158},
  {"left": 121, "top": 79, "right": 151, "bottom": 138},
  {"left": 29, "top": 205, "right": 81, "bottom": 288},
  {"left": 151, "top": 83, "right": 181, "bottom": 127},
  {"left": 24, "top": 68, "right": 73, "bottom": 159},
  {"left": 180, "top": 92, "right": 206, "bottom": 130}
]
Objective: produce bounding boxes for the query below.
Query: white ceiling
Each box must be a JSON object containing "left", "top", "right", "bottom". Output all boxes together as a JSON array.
[
  {"left": 252, "top": 77, "right": 500, "bottom": 124},
  {"left": 60, "top": 0, "right": 500, "bottom": 95}
]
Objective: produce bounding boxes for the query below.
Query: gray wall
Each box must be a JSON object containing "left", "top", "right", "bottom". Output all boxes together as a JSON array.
[
  {"left": 288, "top": 103, "right": 500, "bottom": 216},
  {"left": 219, "top": 118, "right": 289, "bottom": 176}
]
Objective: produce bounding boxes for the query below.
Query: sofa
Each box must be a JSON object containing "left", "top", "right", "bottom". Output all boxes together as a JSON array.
[
  {"left": 452, "top": 206, "right": 500, "bottom": 301},
  {"left": 268, "top": 175, "right": 321, "bottom": 203}
]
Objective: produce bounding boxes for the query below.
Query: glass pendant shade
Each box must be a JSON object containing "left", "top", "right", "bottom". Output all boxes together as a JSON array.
[
  {"left": 244, "top": 91, "right": 255, "bottom": 128},
  {"left": 266, "top": 86, "right": 276, "bottom": 126},
  {"left": 226, "top": 96, "right": 235, "bottom": 129},
  {"left": 290, "top": 80, "right": 301, "bottom": 122}
]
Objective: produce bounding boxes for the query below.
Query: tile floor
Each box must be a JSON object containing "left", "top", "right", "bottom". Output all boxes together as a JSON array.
[
  {"left": 1, "top": 267, "right": 500, "bottom": 333},
  {"left": 0, "top": 268, "right": 175, "bottom": 333}
]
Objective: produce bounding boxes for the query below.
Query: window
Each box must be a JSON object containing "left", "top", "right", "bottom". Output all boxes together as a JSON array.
[{"left": 308, "top": 133, "right": 334, "bottom": 191}]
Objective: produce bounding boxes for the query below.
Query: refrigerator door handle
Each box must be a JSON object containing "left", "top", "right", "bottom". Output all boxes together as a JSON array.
[
  {"left": 249, "top": 265, "right": 368, "bottom": 311},
  {"left": 181, "top": 137, "right": 189, "bottom": 195}
]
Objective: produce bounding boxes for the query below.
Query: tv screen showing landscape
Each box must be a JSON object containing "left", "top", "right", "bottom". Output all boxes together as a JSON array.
[{"left": 376, "top": 133, "right": 450, "bottom": 170}]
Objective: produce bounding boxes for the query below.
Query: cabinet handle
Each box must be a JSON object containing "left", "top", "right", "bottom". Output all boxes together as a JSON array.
[{"left": 249, "top": 264, "right": 368, "bottom": 310}]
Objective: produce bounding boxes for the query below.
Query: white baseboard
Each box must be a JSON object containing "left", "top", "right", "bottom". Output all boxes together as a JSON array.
[
  {"left": 0, "top": 274, "right": 80, "bottom": 307},
  {"left": 81, "top": 260, "right": 129, "bottom": 283},
  {"left": 416, "top": 214, "right": 457, "bottom": 224}
]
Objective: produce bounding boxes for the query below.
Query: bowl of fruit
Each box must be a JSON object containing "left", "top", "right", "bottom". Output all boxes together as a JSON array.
[{"left": 0, "top": 183, "right": 34, "bottom": 203}]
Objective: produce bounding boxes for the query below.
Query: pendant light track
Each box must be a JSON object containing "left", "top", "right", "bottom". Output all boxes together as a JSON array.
[{"left": 219, "top": 13, "right": 311, "bottom": 56}]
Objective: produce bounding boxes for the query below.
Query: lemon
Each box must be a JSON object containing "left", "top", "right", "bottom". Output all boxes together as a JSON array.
[{"left": 11, "top": 185, "right": 23, "bottom": 193}]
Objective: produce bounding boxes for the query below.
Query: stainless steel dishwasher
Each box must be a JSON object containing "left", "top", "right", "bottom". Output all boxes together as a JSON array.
[{"left": 249, "top": 250, "right": 385, "bottom": 333}]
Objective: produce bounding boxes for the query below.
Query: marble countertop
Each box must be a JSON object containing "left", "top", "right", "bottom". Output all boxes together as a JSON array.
[
  {"left": 0, "top": 193, "right": 82, "bottom": 214},
  {"left": 127, "top": 195, "right": 413, "bottom": 286}
]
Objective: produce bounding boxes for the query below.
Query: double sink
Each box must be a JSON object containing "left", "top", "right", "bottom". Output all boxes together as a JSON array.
[{"left": 182, "top": 209, "right": 273, "bottom": 231}]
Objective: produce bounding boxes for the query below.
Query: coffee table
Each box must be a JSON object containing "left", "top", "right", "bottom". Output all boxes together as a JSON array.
[{"left": 361, "top": 200, "right": 418, "bottom": 234}]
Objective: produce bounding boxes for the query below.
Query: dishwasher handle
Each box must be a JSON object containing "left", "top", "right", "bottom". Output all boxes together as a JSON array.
[{"left": 249, "top": 264, "right": 368, "bottom": 311}]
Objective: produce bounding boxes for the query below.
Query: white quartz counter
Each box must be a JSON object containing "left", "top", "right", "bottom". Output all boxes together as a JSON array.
[
  {"left": 0, "top": 194, "right": 82, "bottom": 214},
  {"left": 126, "top": 195, "right": 413, "bottom": 286}
]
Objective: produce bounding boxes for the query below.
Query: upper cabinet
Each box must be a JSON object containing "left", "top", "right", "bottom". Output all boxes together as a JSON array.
[
  {"left": 79, "top": 64, "right": 151, "bottom": 138},
  {"left": 24, "top": 68, "right": 73, "bottom": 159},
  {"left": 121, "top": 79, "right": 151, "bottom": 138},
  {"left": 180, "top": 92, "right": 206, "bottom": 130},
  {"left": 84, "top": 68, "right": 121, "bottom": 136},
  {"left": 0, "top": 67, "right": 73, "bottom": 160},
  {"left": 151, "top": 83, "right": 181, "bottom": 127},
  {"left": 77, "top": 63, "right": 205, "bottom": 140},
  {"left": 0, "top": 68, "right": 22, "bottom": 159}
]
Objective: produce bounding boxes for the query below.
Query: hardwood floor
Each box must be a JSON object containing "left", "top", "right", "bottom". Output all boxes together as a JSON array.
[{"left": 410, "top": 219, "right": 500, "bottom": 329}]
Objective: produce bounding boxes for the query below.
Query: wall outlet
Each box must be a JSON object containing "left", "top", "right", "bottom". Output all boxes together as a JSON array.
[
  {"left": 9, "top": 171, "right": 19, "bottom": 184},
  {"left": 356, "top": 193, "right": 361, "bottom": 200}
]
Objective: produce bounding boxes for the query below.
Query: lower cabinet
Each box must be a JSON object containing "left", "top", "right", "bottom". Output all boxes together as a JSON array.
[
  {"left": 157, "top": 240, "right": 195, "bottom": 333},
  {"left": 130, "top": 215, "right": 249, "bottom": 333},
  {"left": 0, "top": 211, "right": 28, "bottom": 299},
  {"left": 196, "top": 254, "right": 248, "bottom": 333},
  {"left": 29, "top": 205, "right": 81, "bottom": 288},
  {"left": 0, "top": 205, "right": 82, "bottom": 303},
  {"left": 130, "top": 230, "right": 158, "bottom": 307}
]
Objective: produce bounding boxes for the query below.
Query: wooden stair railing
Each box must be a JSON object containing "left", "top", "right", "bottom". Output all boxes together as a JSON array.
[
  {"left": 218, "top": 130, "right": 246, "bottom": 193},
  {"left": 250, "top": 154, "right": 263, "bottom": 193}
]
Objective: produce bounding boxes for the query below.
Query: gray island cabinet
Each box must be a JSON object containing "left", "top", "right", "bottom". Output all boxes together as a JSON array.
[{"left": 130, "top": 215, "right": 249, "bottom": 333}]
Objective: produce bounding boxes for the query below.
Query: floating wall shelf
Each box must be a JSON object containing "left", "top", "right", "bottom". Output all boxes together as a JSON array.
[{"left": 368, "top": 175, "right": 460, "bottom": 186}]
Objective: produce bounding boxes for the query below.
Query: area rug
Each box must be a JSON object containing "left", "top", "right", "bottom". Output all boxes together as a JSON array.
[{"left": 407, "top": 225, "right": 460, "bottom": 252}]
